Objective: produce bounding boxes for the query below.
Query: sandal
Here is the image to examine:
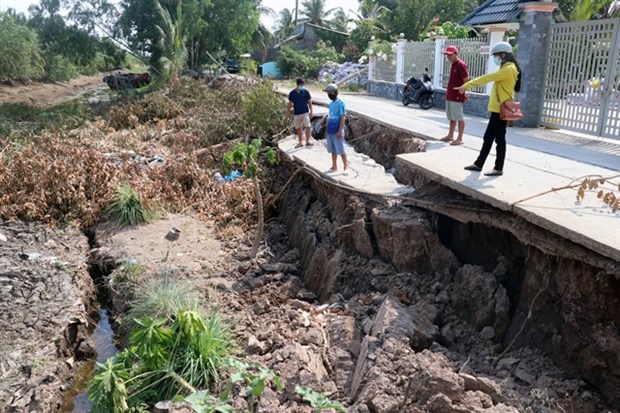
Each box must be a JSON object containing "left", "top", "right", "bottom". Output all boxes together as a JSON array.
[
  {"left": 484, "top": 169, "right": 503, "bottom": 176},
  {"left": 450, "top": 140, "right": 464, "bottom": 146},
  {"left": 464, "top": 164, "right": 482, "bottom": 171},
  {"left": 440, "top": 137, "right": 453, "bottom": 142},
  {"left": 306, "top": 141, "right": 314, "bottom": 147},
  {"left": 295, "top": 143, "right": 304, "bottom": 148}
]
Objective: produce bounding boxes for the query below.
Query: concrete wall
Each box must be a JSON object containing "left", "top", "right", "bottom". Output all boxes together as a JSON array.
[{"left": 368, "top": 80, "right": 490, "bottom": 118}]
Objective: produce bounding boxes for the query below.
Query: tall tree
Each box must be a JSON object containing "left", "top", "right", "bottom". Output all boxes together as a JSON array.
[
  {"left": 118, "top": 0, "right": 259, "bottom": 71},
  {"left": 330, "top": 7, "right": 350, "bottom": 32},
  {"left": 300, "top": 0, "right": 337, "bottom": 27},
  {"left": 155, "top": 0, "right": 187, "bottom": 81},
  {"left": 274, "top": 8, "right": 295, "bottom": 40},
  {"left": 251, "top": 5, "right": 275, "bottom": 63},
  {"left": 350, "top": 0, "right": 388, "bottom": 33},
  {"left": 374, "top": 0, "right": 467, "bottom": 41}
]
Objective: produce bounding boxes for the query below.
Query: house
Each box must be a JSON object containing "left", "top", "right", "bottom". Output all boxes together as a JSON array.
[{"left": 265, "top": 22, "right": 349, "bottom": 62}]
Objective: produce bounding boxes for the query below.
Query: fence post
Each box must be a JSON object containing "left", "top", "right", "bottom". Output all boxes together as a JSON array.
[
  {"left": 433, "top": 37, "right": 445, "bottom": 89},
  {"left": 487, "top": 26, "right": 507, "bottom": 95},
  {"left": 517, "top": 1, "right": 557, "bottom": 127},
  {"left": 395, "top": 39, "right": 407, "bottom": 84},
  {"left": 368, "top": 56, "right": 375, "bottom": 81}
]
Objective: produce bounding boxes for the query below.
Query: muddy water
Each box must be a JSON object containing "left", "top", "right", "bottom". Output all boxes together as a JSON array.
[{"left": 59, "top": 308, "right": 118, "bottom": 413}]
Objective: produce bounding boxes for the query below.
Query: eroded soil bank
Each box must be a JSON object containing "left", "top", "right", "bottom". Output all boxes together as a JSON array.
[
  {"left": 1, "top": 109, "right": 619, "bottom": 413},
  {"left": 0, "top": 222, "right": 96, "bottom": 412}
]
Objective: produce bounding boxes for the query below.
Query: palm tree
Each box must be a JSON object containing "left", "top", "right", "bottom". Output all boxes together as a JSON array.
[
  {"left": 300, "top": 0, "right": 337, "bottom": 27},
  {"left": 571, "top": 0, "right": 620, "bottom": 19},
  {"left": 351, "top": 0, "right": 389, "bottom": 26},
  {"left": 274, "top": 8, "right": 295, "bottom": 40},
  {"left": 155, "top": 0, "right": 187, "bottom": 82},
  {"left": 330, "top": 8, "right": 350, "bottom": 32},
  {"left": 252, "top": 4, "right": 275, "bottom": 63}
]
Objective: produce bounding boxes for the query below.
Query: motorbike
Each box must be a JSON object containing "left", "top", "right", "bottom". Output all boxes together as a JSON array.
[{"left": 401, "top": 68, "right": 434, "bottom": 110}]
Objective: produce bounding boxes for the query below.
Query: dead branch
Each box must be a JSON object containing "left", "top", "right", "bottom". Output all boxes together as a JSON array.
[{"left": 512, "top": 174, "right": 620, "bottom": 206}]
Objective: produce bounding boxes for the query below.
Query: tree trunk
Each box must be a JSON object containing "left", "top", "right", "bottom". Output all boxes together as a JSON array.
[{"left": 250, "top": 175, "right": 264, "bottom": 259}]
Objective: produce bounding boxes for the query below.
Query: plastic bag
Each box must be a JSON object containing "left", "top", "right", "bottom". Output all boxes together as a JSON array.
[{"left": 311, "top": 115, "right": 327, "bottom": 140}]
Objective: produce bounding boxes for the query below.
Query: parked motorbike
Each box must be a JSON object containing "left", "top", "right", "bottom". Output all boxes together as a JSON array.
[{"left": 401, "top": 68, "right": 434, "bottom": 110}]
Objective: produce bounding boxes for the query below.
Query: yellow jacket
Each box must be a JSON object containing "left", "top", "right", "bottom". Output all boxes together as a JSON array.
[{"left": 462, "top": 62, "right": 519, "bottom": 113}]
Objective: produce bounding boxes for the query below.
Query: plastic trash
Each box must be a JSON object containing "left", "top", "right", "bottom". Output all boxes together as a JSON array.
[
  {"left": 214, "top": 172, "right": 226, "bottom": 184},
  {"left": 224, "top": 170, "right": 242, "bottom": 182}
]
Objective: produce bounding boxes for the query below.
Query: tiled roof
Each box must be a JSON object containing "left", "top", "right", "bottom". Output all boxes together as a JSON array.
[{"left": 459, "top": 0, "right": 528, "bottom": 26}]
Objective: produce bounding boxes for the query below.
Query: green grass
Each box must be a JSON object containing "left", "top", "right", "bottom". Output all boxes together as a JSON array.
[
  {"left": 105, "top": 184, "right": 158, "bottom": 227},
  {"left": 123, "top": 276, "right": 203, "bottom": 332},
  {"left": 0, "top": 100, "right": 92, "bottom": 136}
]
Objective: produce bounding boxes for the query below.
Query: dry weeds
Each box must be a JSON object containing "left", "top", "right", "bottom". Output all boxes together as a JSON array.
[{"left": 0, "top": 78, "right": 286, "bottom": 233}]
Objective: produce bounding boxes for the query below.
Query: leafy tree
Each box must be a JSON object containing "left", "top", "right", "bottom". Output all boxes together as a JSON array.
[
  {"left": 300, "top": 0, "right": 337, "bottom": 27},
  {"left": 347, "top": 19, "right": 385, "bottom": 61},
  {"left": 373, "top": 0, "right": 467, "bottom": 41},
  {"left": 0, "top": 13, "right": 44, "bottom": 80}
]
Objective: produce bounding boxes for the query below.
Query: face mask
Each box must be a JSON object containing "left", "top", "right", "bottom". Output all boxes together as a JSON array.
[
  {"left": 493, "top": 55, "right": 502, "bottom": 66},
  {"left": 298, "top": 85, "right": 305, "bottom": 91}
]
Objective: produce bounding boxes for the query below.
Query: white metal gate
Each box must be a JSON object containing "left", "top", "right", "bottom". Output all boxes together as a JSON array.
[{"left": 541, "top": 18, "right": 620, "bottom": 139}]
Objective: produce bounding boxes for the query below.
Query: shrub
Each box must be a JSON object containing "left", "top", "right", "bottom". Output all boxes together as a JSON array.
[
  {"left": 276, "top": 41, "right": 343, "bottom": 79},
  {"left": 242, "top": 80, "right": 288, "bottom": 139},
  {"left": 89, "top": 309, "right": 234, "bottom": 410},
  {"left": 0, "top": 13, "right": 44, "bottom": 80},
  {"left": 44, "top": 54, "right": 79, "bottom": 82}
]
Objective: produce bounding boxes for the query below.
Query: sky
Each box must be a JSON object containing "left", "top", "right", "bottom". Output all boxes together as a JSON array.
[
  {"left": 0, "top": 0, "right": 362, "bottom": 32},
  {"left": 260, "top": 0, "right": 360, "bottom": 31}
]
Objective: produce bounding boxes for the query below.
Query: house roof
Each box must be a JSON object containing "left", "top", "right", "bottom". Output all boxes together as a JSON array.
[
  {"left": 459, "top": 0, "right": 566, "bottom": 26},
  {"left": 282, "top": 22, "right": 349, "bottom": 43}
]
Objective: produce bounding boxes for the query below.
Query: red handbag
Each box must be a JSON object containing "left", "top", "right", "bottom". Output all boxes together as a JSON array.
[{"left": 500, "top": 101, "right": 523, "bottom": 121}]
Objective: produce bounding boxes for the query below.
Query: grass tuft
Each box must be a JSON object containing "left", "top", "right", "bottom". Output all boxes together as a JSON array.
[
  {"left": 105, "top": 183, "right": 157, "bottom": 227},
  {"left": 123, "top": 275, "right": 203, "bottom": 332}
]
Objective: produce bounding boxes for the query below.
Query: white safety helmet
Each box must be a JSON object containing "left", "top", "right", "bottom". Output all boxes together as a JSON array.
[
  {"left": 490, "top": 42, "right": 513, "bottom": 55},
  {"left": 324, "top": 83, "right": 338, "bottom": 93}
]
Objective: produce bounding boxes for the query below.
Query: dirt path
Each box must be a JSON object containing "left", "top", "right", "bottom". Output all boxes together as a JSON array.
[{"left": 0, "top": 75, "right": 105, "bottom": 107}]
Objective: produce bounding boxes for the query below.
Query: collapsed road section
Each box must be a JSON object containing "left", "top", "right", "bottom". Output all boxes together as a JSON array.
[{"left": 277, "top": 112, "right": 619, "bottom": 411}]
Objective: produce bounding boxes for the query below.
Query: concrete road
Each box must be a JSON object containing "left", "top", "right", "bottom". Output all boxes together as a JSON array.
[{"left": 278, "top": 88, "right": 620, "bottom": 263}]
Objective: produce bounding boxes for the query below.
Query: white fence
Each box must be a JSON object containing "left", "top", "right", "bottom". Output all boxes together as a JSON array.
[
  {"left": 541, "top": 18, "right": 620, "bottom": 138},
  {"left": 370, "top": 37, "right": 490, "bottom": 95}
]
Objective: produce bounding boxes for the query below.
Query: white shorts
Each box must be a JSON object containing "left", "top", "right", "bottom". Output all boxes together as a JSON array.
[{"left": 293, "top": 113, "right": 311, "bottom": 129}]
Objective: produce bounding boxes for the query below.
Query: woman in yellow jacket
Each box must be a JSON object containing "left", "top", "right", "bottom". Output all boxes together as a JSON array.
[{"left": 455, "top": 42, "right": 521, "bottom": 176}]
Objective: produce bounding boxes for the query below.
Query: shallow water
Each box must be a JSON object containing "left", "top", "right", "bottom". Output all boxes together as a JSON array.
[{"left": 59, "top": 308, "right": 118, "bottom": 413}]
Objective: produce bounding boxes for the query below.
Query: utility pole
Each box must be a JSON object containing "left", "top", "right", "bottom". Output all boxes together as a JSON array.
[{"left": 294, "top": 0, "right": 298, "bottom": 25}]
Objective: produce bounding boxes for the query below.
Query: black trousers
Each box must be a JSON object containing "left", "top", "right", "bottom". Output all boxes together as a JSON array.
[{"left": 474, "top": 112, "right": 507, "bottom": 171}]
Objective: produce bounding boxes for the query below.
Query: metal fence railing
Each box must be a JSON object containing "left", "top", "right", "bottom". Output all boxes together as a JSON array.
[
  {"left": 372, "top": 57, "right": 397, "bottom": 83},
  {"left": 440, "top": 37, "right": 488, "bottom": 94},
  {"left": 402, "top": 41, "right": 436, "bottom": 80},
  {"left": 371, "top": 37, "right": 489, "bottom": 94},
  {"left": 541, "top": 18, "right": 620, "bottom": 138}
]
